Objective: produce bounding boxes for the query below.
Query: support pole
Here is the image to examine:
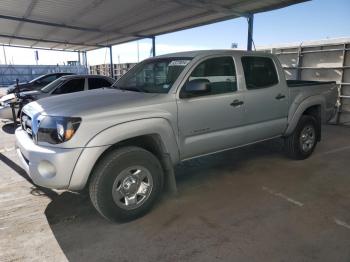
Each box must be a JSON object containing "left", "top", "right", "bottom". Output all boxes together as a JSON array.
[
  {"left": 296, "top": 46, "right": 303, "bottom": 80},
  {"left": 82, "top": 51, "right": 88, "bottom": 74},
  {"left": 78, "top": 51, "right": 81, "bottom": 65},
  {"left": 247, "top": 14, "right": 254, "bottom": 51},
  {"left": 109, "top": 46, "right": 114, "bottom": 78},
  {"left": 84, "top": 51, "right": 88, "bottom": 67},
  {"left": 2, "top": 45, "right": 7, "bottom": 65},
  {"left": 152, "top": 36, "right": 156, "bottom": 57},
  {"left": 336, "top": 43, "right": 347, "bottom": 124}
]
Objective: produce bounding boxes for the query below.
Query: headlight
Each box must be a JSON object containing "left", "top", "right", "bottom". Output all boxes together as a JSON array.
[{"left": 36, "top": 116, "right": 81, "bottom": 144}]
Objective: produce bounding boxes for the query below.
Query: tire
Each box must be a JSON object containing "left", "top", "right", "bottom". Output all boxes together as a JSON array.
[
  {"left": 89, "top": 146, "right": 164, "bottom": 222},
  {"left": 285, "top": 115, "right": 318, "bottom": 160}
]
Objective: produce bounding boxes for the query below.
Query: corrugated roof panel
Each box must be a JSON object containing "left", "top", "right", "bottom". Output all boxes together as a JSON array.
[
  {"left": 0, "top": 19, "right": 21, "bottom": 35},
  {"left": 30, "top": 0, "right": 90, "bottom": 22},
  {"left": 17, "top": 22, "right": 55, "bottom": 39},
  {"left": 0, "top": 0, "right": 309, "bottom": 51},
  {"left": 0, "top": 0, "right": 28, "bottom": 16}
]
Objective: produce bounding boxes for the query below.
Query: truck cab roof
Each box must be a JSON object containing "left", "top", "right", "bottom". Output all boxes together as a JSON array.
[{"left": 155, "top": 49, "right": 274, "bottom": 59}]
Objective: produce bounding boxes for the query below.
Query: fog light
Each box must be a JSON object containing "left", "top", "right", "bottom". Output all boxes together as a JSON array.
[{"left": 37, "top": 160, "right": 56, "bottom": 178}]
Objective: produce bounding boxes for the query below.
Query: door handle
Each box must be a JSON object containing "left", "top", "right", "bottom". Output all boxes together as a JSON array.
[
  {"left": 230, "top": 99, "right": 244, "bottom": 107},
  {"left": 275, "top": 93, "right": 286, "bottom": 100}
]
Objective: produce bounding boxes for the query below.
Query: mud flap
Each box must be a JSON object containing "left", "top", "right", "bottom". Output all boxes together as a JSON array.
[{"left": 162, "top": 153, "right": 177, "bottom": 196}]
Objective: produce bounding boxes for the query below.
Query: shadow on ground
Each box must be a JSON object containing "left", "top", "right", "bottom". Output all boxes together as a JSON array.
[
  {"left": 0, "top": 152, "right": 58, "bottom": 199},
  {"left": 1, "top": 122, "right": 18, "bottom": 134},
  {"left": 44, "top": 140, "right": 286, "bottom": 262}
]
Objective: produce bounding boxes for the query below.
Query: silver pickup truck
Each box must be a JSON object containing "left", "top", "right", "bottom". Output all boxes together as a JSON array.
[{"left": 15, "top": 50, "right": 337, "bottom": 221}]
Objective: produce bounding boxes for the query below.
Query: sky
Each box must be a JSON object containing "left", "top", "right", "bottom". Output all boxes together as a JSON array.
[{"left": 0, "top": 0, "right": 349, "bottom": 66}]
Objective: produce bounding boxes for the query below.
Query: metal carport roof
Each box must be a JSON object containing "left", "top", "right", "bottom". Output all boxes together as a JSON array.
[{"left": 0, "top": 0, "right": 308, "bottom": 52}]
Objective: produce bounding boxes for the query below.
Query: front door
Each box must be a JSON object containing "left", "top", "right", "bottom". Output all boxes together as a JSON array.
[{"left": 177, "top": 56, "right": 245, "bottom": 159}]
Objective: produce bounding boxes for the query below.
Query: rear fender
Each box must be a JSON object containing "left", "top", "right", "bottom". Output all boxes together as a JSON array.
[{"left": 285, "top": 95, "right": 325, "bottom": 136}]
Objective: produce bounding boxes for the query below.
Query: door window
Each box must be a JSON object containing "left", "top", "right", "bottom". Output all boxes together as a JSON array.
[
  {"left": 88, "top": 78, "right": 112, "bottom": 90},
  {"left": 241, "top": 56, "right": 278, "bottom": 89},
  {"left": 52, "top": 79, "right": 85, "bottom": 94},
  {"left": 182, "top": 56, "right": 237, "bottom": 97}
]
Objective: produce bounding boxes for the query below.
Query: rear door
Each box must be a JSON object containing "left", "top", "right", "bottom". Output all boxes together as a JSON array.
[
  {"left": 240, "top": 55, "right": 289, "bottom": 141},
  {"left": 177, "top": 56, "right": 245, "bottom": 159}
]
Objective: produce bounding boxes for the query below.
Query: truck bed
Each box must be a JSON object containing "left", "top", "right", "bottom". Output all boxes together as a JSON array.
[{"left": 287, "top": 80, "right": 336, "bottom": 88}]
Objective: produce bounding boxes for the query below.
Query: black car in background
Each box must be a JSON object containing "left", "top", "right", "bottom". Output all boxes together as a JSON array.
[
  {"left": 0, "top": 75, "right": 115, "bottom": 120},
  {"left": 6, "top": 72, "right": 75, "bottom": 94}
]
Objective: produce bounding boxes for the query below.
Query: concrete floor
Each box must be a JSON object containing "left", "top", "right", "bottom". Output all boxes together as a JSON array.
[{"left": 1, "top": 120, "right": 350, "bottom": 262}]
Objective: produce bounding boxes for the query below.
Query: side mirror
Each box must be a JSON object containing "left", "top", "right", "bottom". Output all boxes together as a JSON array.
[{"left": 185, "top": 79, "right": 211, "bottom": 95}]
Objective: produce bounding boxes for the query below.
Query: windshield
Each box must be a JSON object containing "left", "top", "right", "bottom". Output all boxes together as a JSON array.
[
  {"left": 41, "top": 78, "right": 65, "bottom": 93},
  {"left": 113, "top": 57, "right": 192, "bottom": 93},
  {"left": 29, "top": 75, "right": 45, "bottom": 83}
]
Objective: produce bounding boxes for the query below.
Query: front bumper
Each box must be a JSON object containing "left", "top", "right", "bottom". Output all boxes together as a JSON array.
[{"left": 15, "top": 127, "right": 82, "bottom": 189}]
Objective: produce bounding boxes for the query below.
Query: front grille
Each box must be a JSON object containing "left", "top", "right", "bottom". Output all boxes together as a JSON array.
[{"left": 21, "top": 112, "right": 33, "bottom": 138}]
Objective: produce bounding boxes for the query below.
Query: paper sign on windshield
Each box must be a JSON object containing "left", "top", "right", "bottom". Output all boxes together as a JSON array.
[{"left": 169, "top": 60, "right": 190, "bottom": 66}]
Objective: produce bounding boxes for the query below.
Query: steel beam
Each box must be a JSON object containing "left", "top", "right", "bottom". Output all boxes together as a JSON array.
[
  {"left": 0, "top": 33, "right": 107, "bottom": 49},
  {"left": 247, "top": 14, "right": 254, "bottom": 51},
  {"left": 1, "top": 43, "right": 80, "bottom": 52},
  {"left": 154, "top": 0, "right": 249, "bottom": 17},
  {"left": 0, "top": 14, "right": 102, "bottom": 33},
  {"left": 109, "top": 46, "right": 114, "bottom": 78}
]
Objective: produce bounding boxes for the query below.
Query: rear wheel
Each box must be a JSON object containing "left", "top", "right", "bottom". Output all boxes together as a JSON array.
[
  {"left": 89, "top": 146, "right": 164, "bottom": 222},
  {"left": 285, "top": 115, "right": 318, "bottom": 160}
]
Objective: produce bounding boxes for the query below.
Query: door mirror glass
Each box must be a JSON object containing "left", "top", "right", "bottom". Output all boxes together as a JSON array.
[{"left": 185, "top": 79, "right": 211, "bottom": 94}]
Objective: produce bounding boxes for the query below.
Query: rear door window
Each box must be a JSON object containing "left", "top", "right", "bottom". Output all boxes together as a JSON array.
[
  {"left": 241, "top": 56, "right": 278, "bottom": 89},
  {"left": 52, "top": 78, "right": 85, "bottom": 94},
  {"left": 88, "top": 78, "right": 112, "bottom": 90}
]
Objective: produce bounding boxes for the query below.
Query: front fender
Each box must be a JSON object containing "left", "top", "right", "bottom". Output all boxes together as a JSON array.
[
  {"left": 68, "top": 118, "right": 179, "bottom": 190},
  {"left": 285, "top": 95, "right": 325, "bottom": 136}
]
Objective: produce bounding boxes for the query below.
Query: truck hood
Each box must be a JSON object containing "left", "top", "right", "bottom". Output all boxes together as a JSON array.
[{"left": 24, "top": 88, "right": 162, "bottom": 117}]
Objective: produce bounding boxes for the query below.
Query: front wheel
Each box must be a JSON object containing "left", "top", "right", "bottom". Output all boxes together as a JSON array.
[
  {"left": 285, "top": 115, "right": 318, "bottom": 160},
  {"left": 89, "top": 146, "right": 164, "bottom": 222}
]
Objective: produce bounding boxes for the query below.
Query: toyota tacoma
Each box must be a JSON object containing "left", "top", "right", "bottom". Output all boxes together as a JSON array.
[{"left": 15, "top": 50, "right": 337, "bottom": 221}]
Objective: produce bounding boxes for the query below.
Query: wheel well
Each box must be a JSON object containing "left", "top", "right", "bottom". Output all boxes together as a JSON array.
[
  {"left": 85, "top": 134, "right": 167, "bottom": 189},
  {"left": 113, "top": 134, "right": 165, "bottom": 162},
  {"left": 302, "top": 105, "right": 321, "bottom": 141}
]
